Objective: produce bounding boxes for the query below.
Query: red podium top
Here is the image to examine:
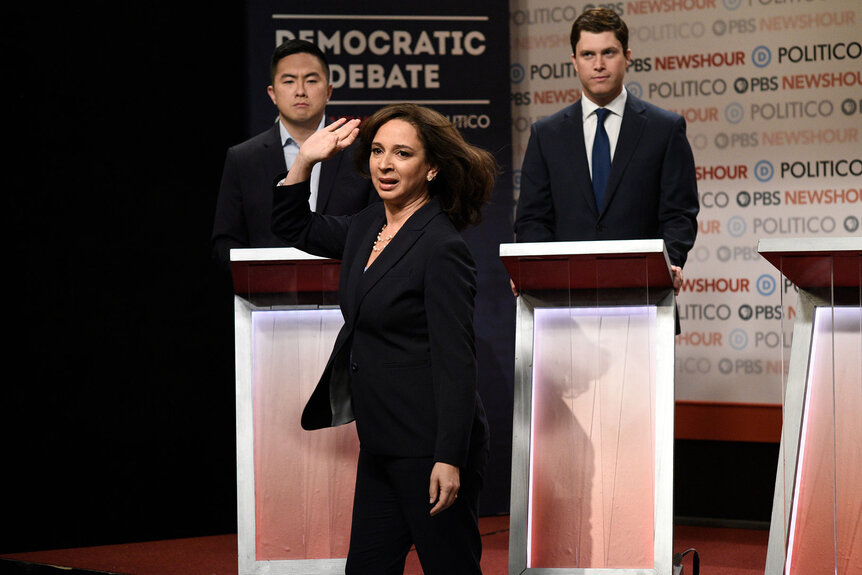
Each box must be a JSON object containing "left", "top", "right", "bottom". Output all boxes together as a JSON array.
[
  {"left": 230, "top": 248, "right": 340, "bottom": 295},
  {"left": 500, "top": 239, "right": 673, "bottom": 292},
  {"left": 758, "top": 238, "right": 862, "bottom": 289}
]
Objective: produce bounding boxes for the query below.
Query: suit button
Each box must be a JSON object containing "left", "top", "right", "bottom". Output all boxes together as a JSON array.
[{"left": 351, "top": 362, "right": 359, "bottom": 373}]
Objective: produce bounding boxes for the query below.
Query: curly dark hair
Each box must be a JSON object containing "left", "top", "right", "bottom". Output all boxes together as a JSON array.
[{"left": 353, "top": 104, "right": 498, "bottom": 230}]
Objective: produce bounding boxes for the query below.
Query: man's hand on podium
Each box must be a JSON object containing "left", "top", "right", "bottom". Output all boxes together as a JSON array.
[{"left": 671, "top": 265, "right": 683, "bottom": 296}]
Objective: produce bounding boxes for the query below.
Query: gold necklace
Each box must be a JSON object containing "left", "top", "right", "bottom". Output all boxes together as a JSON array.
[{"left": 372, "top": 224, "right": 395, "bottom": 252}]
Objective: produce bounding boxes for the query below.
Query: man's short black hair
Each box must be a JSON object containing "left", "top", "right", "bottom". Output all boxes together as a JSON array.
[{"left": 270, "top": 39, "right": 330, "bottom": 84}]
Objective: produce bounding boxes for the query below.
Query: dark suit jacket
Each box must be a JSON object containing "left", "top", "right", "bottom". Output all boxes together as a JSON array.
[
  {"left": 271, "top": 180, "right": 490, "bottom": 471},
  {"left": 211, "top": 123, "right": 378, "bottom": 269},
  {"left": 514, "top": 93, "right": 699, "bottom": 268}
]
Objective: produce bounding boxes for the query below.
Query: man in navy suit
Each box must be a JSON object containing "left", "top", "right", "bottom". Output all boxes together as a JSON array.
[
  {"left": 515, "top": 8, "right": 699, "bottom": 294},
  {"left": 212, "top": 39, "right": 377, "bottom": 270}
]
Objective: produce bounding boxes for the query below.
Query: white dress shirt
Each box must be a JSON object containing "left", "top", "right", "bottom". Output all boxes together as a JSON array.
[{"left": 279, "top": 116, "right": 325, "bottom": 211}]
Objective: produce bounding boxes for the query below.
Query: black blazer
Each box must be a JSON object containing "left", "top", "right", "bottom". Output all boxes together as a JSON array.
[
  {"left": 514, "top": 93, "right": 699, "bottom": 267},
  {"left": 272, "top": 180, "right": 490, "bottom": 470},
  {"left": 211, "top": 123, "right": 378, "bottom": 269}
]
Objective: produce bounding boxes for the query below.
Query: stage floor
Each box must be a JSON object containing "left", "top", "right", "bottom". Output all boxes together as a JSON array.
[{"left": 1, "top": 516, "right": 768, "bottom": 575}]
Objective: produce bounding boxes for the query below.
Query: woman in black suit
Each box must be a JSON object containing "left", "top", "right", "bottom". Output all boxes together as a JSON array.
[{"left": 271, "top": 104, "right": 497, "bottom": 575}]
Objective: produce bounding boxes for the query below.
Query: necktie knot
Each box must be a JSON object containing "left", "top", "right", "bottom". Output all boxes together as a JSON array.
[
  {"left": 595, "top": 108, "right": 610, "bottom": 124},
  {"left": 592, "top": 108, "right": 612, "bottom": 213}
]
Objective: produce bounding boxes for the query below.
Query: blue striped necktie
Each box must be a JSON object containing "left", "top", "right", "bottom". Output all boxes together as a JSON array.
[{"left": 592, "top": 108, "right": 611, "bottom": 213}]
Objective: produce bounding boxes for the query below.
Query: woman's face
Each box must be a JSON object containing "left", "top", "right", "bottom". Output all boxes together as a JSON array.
[{"left": 369, "top": 119, "right": 438, "bottom": 208}]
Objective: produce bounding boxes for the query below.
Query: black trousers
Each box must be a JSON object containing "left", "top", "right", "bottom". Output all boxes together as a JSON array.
[{"left": 345, "top": 450, "right": 483, "bottom": 575}]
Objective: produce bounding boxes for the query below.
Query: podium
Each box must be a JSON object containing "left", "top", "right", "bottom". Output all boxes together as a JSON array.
[
  {"left": 758, "top": 238, "right": 862, "bottom": 575},
  {"left": 231, "top": 248, "right": 358, "bottom": 575},
  {"left": 500, "top": 240, "right": 676, "bottom": 575}
]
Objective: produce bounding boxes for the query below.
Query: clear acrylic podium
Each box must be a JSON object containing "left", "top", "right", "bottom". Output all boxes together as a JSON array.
[
  {"left": 500, "top": 240, "right": 677, "bottom": 575},
  {"left": 758, "top": 238, "right": 862, "bottom": 575},
  {"left": 231, "top": 247, "right": 358, "bottom": 575}
]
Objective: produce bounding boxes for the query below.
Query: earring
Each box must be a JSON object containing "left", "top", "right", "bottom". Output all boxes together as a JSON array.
[{"left": 427, "top": 173, "right": 435, "bottom": 181}]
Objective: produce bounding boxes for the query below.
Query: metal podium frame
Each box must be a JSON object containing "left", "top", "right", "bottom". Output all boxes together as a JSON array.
[
  {"left": 232, "top": 247, "right": 350, "bottom": 575},
  {"left": 758, "top": 237, "right": 862, "bottom": 575},
  {"left": 501, "top": 240, "right": 677, "bottom": 575}
]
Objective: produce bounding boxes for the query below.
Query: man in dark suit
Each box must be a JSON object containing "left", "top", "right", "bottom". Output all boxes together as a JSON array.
[
  {"left": 514, "top": 8, "right": 699, "bottom": 294},
  {"left": 212, "top": 39, "right": 376, "bottom": 270}
]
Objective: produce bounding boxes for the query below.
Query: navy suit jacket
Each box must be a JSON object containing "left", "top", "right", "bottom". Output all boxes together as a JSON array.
[
  {"left": 211, "top": 123, "right": 378, "bottom": 269},
  {"left": 271, "top": 181, "right": 490, "bottom": 471},
  {"left": 514, "top": 93, "right": 699, "bottom": 268}
]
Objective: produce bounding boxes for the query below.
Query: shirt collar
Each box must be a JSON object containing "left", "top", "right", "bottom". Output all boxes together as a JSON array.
[
  {"left": 278, "top": 115, "right": 326, "bottom": 147},
  {"left": 582, "top": 86, "right": 627, "bottom": 120}
]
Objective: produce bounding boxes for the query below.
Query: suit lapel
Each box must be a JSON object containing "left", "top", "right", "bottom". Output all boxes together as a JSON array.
[
  {"left": 352, "top": 200, "right": 442, "bottom": 317},
  {"left": 263, "top": 123, "right": 287, "bottom": 176},
  {"left": 317, "top": 151, "right": 342, "bottom": 213},
  {"left": 601, "top": 95, "right": 647, "bottom": 215},
  {"left": 563, "top": 101, "right": 600, "bottom": 216},
  {"left": 342, "top": 209, "right": 385, "bottom": 322}
]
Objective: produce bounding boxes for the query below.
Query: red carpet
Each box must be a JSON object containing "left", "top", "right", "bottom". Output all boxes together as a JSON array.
[{"left": 1, "top": 517, "right": 767, "bottom": 574}]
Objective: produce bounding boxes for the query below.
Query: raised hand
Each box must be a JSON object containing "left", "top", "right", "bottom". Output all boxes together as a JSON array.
[{"left": 284, "top": 118, "right": 361, "bottom": 185}]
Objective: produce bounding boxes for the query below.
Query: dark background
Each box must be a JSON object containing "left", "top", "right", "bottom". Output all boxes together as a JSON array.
[
  {"left": 5, "top": 4, "right": 245, "bottom": 552},
  {"left": 4, "top": 3, "right": 777, "bottom": 555}
]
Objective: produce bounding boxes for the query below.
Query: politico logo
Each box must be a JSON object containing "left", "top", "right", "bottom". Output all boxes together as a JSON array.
[
  {"left": 510, "top": 6, "right": 580, "bottom": 27},
  {"left": 778, "top": 42, "right": 862, "bottom": 64},
  {"left": 781, "top": 159, "right": 862, "bottom": 179},
  {"left": 751, "top": 99, "right": 834, "bottom": 121},
  {"left": 529, "top": 61, "right": 576, "bottom": 81},
  {"left": 648, "top": 78, "right": 727, "bottom": 99},
  {"left": 753, "top": 216, "right": 838, "bottom": 236},
  {"left": 629, "top": 21, "right": 706, "bottom": 42},
  {"left": 677, "top": 303, "right": 733, "bottom": 321},
  {"left": 676, "top": 356, "right": 712, "bottom": 375},
  {"left": 755, "top": 330, "right": 792, "bottom": 349},
  {"left": 700, "top": 191, "right": 731, "bottom": 209}
]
